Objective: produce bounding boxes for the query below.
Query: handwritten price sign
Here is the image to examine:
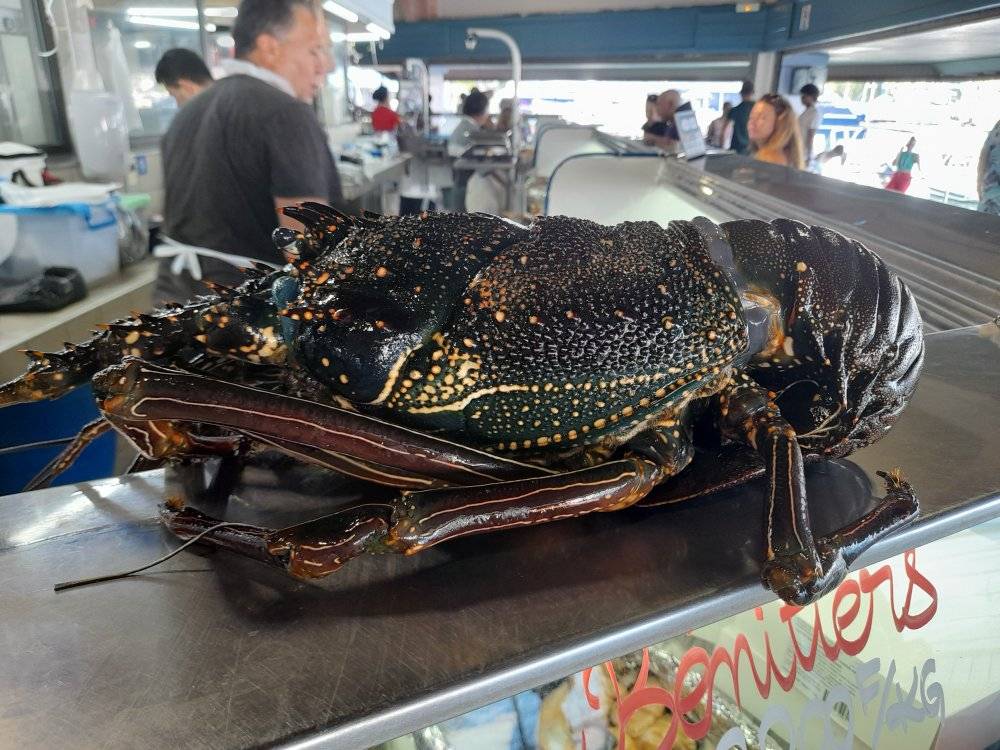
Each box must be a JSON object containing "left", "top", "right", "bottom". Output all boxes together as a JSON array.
[{"left": 584, "top": 549, "right": 943, "bottom": 750}]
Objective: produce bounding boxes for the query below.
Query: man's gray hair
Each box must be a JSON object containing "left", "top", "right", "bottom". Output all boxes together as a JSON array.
[{"left": 233, "top": 0, "right": 315, "bottom": 59}]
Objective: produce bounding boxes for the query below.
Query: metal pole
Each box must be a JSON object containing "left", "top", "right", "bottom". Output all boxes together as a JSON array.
[
  {"left": 196, "top": 0, "right": 209, "bottom": 60},
  {"left": 465, "top": 28, "right": 522, "bottom": 154},
  {"left": 405, "top": 58, "right": 430, "bottom": 136}
]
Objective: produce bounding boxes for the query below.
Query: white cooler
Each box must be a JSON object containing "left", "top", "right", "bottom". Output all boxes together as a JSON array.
[{"left": 0, "top": 200, "right": 120, "bottom": 286}]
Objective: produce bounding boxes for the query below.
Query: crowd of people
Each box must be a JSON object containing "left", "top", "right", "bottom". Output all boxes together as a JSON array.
[
  {"left": 149, "top": 5, "right": 1000, "bottom": 297},
  {"left": 635, "top": 78, "right": 1000, "bottom": 216},
  {"left": 641, "top": 80, "right": 823, "bottom": 170}
]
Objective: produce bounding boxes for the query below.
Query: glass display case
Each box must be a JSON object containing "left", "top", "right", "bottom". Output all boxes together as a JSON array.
[
  {"left": 0, "top": 322, "right": 996, "bottom": 748},
  {"left": 385, "top": 510, "right": 1000, "bottom": 749},
  {"left": 0, "top": 149, "right": 996, "bottom": 749},
  {"left": 0, "top": 0, "right": 65, "bottom": 147}
]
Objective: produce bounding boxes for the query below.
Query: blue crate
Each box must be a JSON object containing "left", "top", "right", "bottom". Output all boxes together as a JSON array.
[{"left": 0, "top": 385, "right": 115, "bottom": 495}]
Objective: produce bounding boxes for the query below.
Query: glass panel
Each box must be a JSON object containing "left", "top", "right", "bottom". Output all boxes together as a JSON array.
[
  {"left": 347, "top": 64, "right": 397, "bottom": 123},
  {"left": 813, "top": 80, "right": 1000, "bottom": 213},
  {"left": 88, "top": 0, "right": 235, "bottom": 138},
  {"left": 439, "top": 79, "right": 744, "bottom": 140},
  {"left": 0, "top": 0, "right": 62, "bottom": 146},
  {"left": 316, "top": 18, "right": 349, "bottom": 128},
  {"left": 206, "top": 25, "right": 235, "bottom": 78},
  {"left": 386, "top": 514, "right": 1000, "bottom": 749}
]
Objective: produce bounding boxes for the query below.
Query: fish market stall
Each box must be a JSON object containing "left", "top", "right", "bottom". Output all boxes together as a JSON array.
[
  {"left": 0, "top": 323, "right": 997, "bottom": 749},
  {"left": 1, "top": 151, "right": 998, "bottom": 750}
]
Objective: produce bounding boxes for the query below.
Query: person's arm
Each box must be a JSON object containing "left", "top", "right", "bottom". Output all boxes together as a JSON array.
[
  {"left": 804, "top": 130, "right": 816, "bottom": 161},
  {"left": 913, "top": 154, "right": 921, "bottom": 172},
  {"left": 264, "top": 105, "right": 342, "bottom": 254},
  {"left": 648, "top": 134, "right": 677, "bottom": 151},
  {"left": 892, "top": 150, "right": 901, "bottom": 168},
  {"left": 448, "top": 127, "right": 469, "bottom": 157},
  {"left": 275, "top": 196, "right": 327, "bottom": 226}
]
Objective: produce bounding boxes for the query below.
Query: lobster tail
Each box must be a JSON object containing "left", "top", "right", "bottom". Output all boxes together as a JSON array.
[{"left": 720, "top": 218, "right": 924, "bottom": 457}]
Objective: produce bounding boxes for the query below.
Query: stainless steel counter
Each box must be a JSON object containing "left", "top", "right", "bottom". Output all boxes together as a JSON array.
[
  {"left": 0, "top": 260, "right": 157, "bottom": 381},
  {"left": 675, "top": 154, "right": 1000, "bottom": 331},
  {"left": 1, "top": 324, "right": 997, "bottom": 749}
]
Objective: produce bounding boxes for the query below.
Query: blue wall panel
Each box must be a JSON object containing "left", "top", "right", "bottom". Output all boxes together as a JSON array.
[
  {"left": 763, "top": 2, "right": 795, "bottom": 50},
  {"left": 783, "top": 0, "right": 1000, "bottom": 47},
  {"left": 0, "top": 385, "right": 115, "bottom": 494},
  {"left": 378, "top": 0, "right": 1000, "bottom": 63},
  {"left": 379, "top": 7, "right": 767, "bottom": 63}
]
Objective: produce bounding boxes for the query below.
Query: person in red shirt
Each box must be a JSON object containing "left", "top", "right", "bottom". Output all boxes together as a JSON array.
[{"left": 371, "top": 86, "right": 401, "bottom": 132}]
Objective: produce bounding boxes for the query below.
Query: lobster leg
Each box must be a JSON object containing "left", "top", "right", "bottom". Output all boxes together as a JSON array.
[
  {"left": 93, "top": 358, "right": 552, "bottom": 486},
  {"left": 24, "top": 418, "right": 112, "bottom": 491},
  {"left": 159, "top": 457, "right": 663, "bottom": 579},
  {"left": 815, "top": 469, "right": 917, "bottom": 568},
  {"left": 0, "top": 265, "right": 285, "bottom": 411},
  {"left": 721, "top": 381, "right": 830, "bottom": 603},
  {"left": 720, "top": 380, "right": 918, "bottom": 605}
]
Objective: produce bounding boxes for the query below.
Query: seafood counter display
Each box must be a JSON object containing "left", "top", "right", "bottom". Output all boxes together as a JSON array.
[
  {"left": 0, "top": 207, "right": 924, "bottom": 606},
  {"left": 0, "top": 323, "right": 995, "bottom": 750}
]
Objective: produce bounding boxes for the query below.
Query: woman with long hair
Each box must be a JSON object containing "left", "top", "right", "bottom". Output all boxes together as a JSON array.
[{"left": 748, "top": 93, "right": 804, "bottom": 169}]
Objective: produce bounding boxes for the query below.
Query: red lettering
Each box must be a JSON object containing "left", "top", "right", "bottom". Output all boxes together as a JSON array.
[
  {"left": 898, "top": 549, "right": 938, "bottom": 629},
  {"left": 675, "top": 647, "right": 711, "bottom": 737},
  {"left": 858, "top": 549, "right": 938, "bottom": 632},
  {"left": 597, "top": 548, "right": 939, "bottom": 747},
  {"left": 832, "top": 578, "right": 872, "bottom": 656},
  {"left": 616, "top": 685, "right": 678, "bottom": 749},
  {"left": 782, "top": 603, "right": 820, "bottom": 671},
  {"left": 582, "top": 667, "right": 601, "bottom": 710}
]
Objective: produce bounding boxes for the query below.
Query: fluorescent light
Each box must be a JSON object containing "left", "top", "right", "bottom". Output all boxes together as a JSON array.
[
  {"left": 330, "top": 31, "right": 346, "bottom": 42},
  {"left": 205, "top": 22, "right": 216, "bottom": 31},
  {"left": 322, "top": 1, "right": 358, "bottom": 23},
  {"left": 133, "top": 39, "right": 152, "bottom": 49},
  {"left": 215, "top": 34, "right": 234, "bottom": 48},
  {"left": 128, "top": 6, "right": 198, "bottom": 16},
  {"left": 127, "top": 15, "right": 199, "bottom": 29},
  {"left": 126, "top": 6, "right": 237, "bottom": 17},
  {"left": 365, "top": 22, "right": 390, "bottom": 40},
  {"left": 346, "top": 32, "right": 379, "bottom": 42}
]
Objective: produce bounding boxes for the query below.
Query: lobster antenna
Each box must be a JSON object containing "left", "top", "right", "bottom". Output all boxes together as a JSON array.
[{"left": 53, "top": 521, "right": 243, "bottom": 592}]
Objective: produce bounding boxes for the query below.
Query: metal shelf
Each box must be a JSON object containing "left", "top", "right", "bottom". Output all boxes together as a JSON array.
[{"left": 0, "top": 324, "right": 997, "bottom": 749}]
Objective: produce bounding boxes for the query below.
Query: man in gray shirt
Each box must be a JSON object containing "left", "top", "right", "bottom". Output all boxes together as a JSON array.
[{"left": 155, "top": 0, "right": 342, "bottom": 304}]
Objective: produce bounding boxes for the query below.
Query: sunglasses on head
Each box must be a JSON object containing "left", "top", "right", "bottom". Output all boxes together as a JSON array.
[{"left": 760, "top": 93, "right": 790, "bottom": 112}]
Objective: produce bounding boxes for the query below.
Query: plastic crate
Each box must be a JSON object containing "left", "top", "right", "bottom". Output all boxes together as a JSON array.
[
  {"left": 0, "top": 385, "right": 116, "bottom": 495},
  {"left": 0, "top": 201, "right": 119, "bottom": 286}
]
